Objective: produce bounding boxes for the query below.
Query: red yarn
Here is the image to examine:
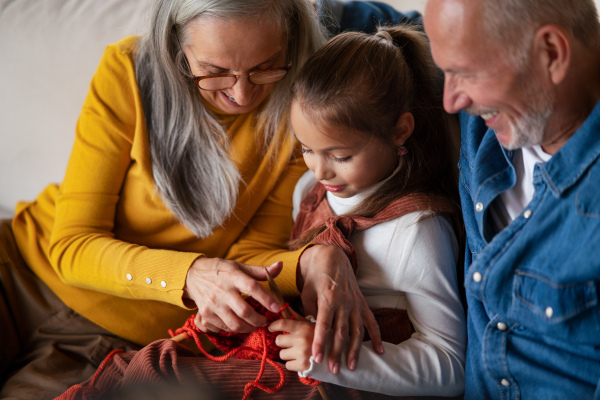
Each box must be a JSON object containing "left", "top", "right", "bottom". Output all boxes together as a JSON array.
[
  {"left": 56, "top": 349, "right": 125, "bottom": 400},
  {"left": 168, "top": 297, "right": 320, "bottom": 399}
]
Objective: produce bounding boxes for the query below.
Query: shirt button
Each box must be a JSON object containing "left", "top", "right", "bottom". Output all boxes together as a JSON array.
[
  {"left": 475, "top": 202, "right": 484, "bottom": 212},
  {"left": 523, "top": 209, "right": 532, "bottom": 219},
  {"left": 126, "top": 274, "right": 132, "bottom": 281},
  {"left": 501, "top": 378, "right": 511, "bottom": 387},
  {"left": 146, "top": 277, "right": 152, "bottom": 284},
  {"left": 545, "top": 306, "right": 554, "bottom": 318},
  {"left": 161, "top": 281, "right": 167, "bottom": 288},
  {"left": 497, "top": 321, "right": 508, "bottom": 331},
  {"left": 473, "top": 271, "right": 483, "bottom": 282}
]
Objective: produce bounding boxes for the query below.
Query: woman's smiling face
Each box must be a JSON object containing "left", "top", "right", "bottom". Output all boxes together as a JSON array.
[{"left": 182, "top": 16, "right": 287, "bottom": 115}]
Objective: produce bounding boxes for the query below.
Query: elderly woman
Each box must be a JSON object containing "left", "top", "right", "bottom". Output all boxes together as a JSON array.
[{"left": 0, "top": 0, "right": 422, "bottom": 398}]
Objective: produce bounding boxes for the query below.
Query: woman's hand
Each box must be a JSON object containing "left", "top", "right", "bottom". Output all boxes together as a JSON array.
[
  {"left": 270, "top": 308, "right": 315, "bottom": 373},
  {"left": 297, "top": 245, "right": 384, "bottom": 375},
  {"left": 183, "top": 258, "right": 283, "bottom": 333}
]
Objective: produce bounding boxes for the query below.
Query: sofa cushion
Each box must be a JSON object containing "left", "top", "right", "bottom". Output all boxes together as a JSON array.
[{"left": 0, "top": 0, "right": 149, "bottom": 217}]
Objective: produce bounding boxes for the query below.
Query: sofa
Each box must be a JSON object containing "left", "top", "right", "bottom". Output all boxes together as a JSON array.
[
  {"left": 0, "top": 0, "right": 430, "bottom": 220},
  {"left": 0, "top": 0, "right": 152, "bottom": 218}
]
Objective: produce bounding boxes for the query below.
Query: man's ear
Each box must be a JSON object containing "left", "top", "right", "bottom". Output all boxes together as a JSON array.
[
  {"left": 533, "top": 24, "right": 571, "bottom": 85},
  {"left": 393, "top": 112, "right": 415, "bottom": 147}
]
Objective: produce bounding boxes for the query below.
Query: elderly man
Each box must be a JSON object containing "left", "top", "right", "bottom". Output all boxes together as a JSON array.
[{"left": 424, "top": 0, "right": 600, "bottom": 399}]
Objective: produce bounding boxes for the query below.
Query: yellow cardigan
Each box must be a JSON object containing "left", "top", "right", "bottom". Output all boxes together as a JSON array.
[{"left": 12, "top": 36, "right": 307, "bottom": 345}]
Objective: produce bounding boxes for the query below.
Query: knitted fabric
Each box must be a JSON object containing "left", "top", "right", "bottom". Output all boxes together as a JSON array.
[
  {"left": 168, "top": 297, "right": 319, "bottom": 400},
  {"left": 56, "top": 349, "right": 125, "bottom": 400}
]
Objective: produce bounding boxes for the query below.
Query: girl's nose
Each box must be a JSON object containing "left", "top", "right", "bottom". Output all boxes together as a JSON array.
[{"left": 312, "top": 159, "right": 332, "bottom": 181}]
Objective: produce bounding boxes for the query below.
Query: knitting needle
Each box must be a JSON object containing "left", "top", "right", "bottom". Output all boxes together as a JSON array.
[
  {"left": 171, "top": 332, "right": 186, "bottom": 342},
  {"left": 264, "top": 267, "right": 330, "bottom": 400},
  {"left": 265, "top": 265, "right": 291, "bottom": 319}
]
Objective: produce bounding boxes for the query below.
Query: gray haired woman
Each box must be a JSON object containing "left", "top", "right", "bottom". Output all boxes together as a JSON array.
[{"left": 0, "top": 0, "right": 383, "bottom": 397}]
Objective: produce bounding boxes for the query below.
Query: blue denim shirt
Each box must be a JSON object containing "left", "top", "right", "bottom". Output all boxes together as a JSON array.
[
  {"left": 318, "top": 0, "right": 422, "bottom": 36},
  {"left": 459, "top": 102, "right": 600, "bottom": 399}
]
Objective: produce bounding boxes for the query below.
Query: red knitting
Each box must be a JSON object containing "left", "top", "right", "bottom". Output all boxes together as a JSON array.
[{"left": 168, "top": 297, "right": 320, "bottom": 400}]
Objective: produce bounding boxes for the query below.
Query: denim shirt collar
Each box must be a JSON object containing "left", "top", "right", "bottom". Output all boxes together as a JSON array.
[
  {"left": 463, "top": 98, "right": 600, "bottom": 242},
  {"left": 539, "top": 98, "right": 600, "bottom": 197}
]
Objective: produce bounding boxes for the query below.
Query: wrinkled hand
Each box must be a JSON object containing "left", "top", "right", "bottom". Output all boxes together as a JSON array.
[
  {"left": 270, "top": 308, "right": 314, "bottom": 372},
  {"left": 297, "top": 245, "right": 384, "bottom": 375},
  {"left": 183, "top": 258, "right": 283, "bottom": 333}
]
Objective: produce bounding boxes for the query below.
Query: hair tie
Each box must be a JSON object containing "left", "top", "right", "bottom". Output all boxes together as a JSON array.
[{"left": 376, "top": 30, "right": 394, "bottom": 43}]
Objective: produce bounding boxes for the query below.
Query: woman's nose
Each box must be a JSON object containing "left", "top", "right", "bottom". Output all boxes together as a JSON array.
[{"left": 227, "top": 76, "right": 254, "bottom": 106}]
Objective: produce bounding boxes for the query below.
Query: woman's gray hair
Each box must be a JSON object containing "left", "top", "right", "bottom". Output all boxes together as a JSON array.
[
  {"left": 480, "top": 0, "right": 599, "bottom": 66},
  {"left": 135, "top": 0, "right": 326, "bottom": 238}
]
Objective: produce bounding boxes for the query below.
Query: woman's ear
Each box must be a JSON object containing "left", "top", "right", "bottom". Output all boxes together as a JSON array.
[{"left": 393, "top": 112, "right": 415, "bottom": 147}]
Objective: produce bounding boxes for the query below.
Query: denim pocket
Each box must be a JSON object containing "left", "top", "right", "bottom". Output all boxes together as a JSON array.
[{"left": 512, "top": 270, "right": 599, "bottom": 344}]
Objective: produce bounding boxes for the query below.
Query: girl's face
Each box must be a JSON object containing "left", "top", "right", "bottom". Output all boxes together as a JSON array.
[
  {"left": 291, "top": 103, "right": 399, "bottom": 198},
  {"left": 183, "top": 16, "right": 287, "bottom": 115}
]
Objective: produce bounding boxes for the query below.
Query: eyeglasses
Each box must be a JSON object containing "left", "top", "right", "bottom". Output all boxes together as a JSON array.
[
  {"left": 174, "top": 27, "right": 291, "bottom": 91},
  {"left": 191, "top": 65, "right": 292, "bottom": 91}
]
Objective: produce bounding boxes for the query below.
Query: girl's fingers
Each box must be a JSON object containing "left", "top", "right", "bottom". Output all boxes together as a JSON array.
[
  {"left": 269, "top": 318, "right": 306, "bottom": 333},
  {"left": 278, "top": 347, "right": 296, "bottom": 361}
]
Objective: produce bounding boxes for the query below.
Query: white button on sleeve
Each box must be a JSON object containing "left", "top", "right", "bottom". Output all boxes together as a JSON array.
[
  {"left": 126, "top": 274, "right": 132, "bottom": 281},
  {"left": 161, "top": 281, "right": 167, "bottom": 288},
  {"left": 497, "top": 322, "right": 508, "bottom": 331},
  {"left": 146, "top": 277, "right": 152, "bottom": 284},
  {"left": 545, "top": 306, "right": 554, "bottom": 318},
  {"left": 501, "top": 379, "right": 511, "bottom": 387},
  {"left": 473, "top": 271, "right": 483, "bottom": 282}
]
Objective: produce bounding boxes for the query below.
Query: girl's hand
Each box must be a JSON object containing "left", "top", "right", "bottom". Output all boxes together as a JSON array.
[
  {"left": 183, "top": 258, "right": 283, "bottom": 333},
  {"left": 270, "top": 311, "right": 315, "bottom": 373},
  {"left": 297, "top": 245, "right": 383, "bottom": 375}
]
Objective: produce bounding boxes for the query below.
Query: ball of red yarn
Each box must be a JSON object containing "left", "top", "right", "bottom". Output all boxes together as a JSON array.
[
  {"left": 203, "top": 297, "right": 284, "bottom": 361},
  {"left": 168, "top": 296, "right": 321, "bottom": 399}
]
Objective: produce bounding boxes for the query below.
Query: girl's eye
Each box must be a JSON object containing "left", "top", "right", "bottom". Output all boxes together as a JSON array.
[
  {"left": 301, "top": 148, "right": 312, "bottom": 154},
  {"left": 334, "top": 156, "right": 352, "bottom": 163}
]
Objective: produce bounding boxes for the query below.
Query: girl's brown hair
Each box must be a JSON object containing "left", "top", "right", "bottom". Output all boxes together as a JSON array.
[{"left": 290, "top": 24, "right": 461, "bottom": 247}]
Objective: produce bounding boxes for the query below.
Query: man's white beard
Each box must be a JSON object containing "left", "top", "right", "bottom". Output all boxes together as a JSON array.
[{"left": 503, "top": 77, "right": 554, "bottom": 150}]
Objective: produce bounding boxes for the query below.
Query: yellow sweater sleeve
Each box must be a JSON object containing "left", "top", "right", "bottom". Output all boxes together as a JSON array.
[
  {"left": 225, "top": 146, "right": 309, "bottom": 297},
  {"left": 47, "top": 38, "right": 199, "bottom": 307}
]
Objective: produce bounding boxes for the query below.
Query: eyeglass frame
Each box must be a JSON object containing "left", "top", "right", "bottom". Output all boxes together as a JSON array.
[
  {"left": 174, "top": 27, "right": 292, "bottom": 91},
  {"left": 190, "top": 65, "right": 292, "bottom": 91}
]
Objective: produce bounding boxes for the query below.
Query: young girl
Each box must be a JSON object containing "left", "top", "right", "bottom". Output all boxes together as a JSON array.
[{"left": 269, "top": 25, "right": 467, "bottom": 397}]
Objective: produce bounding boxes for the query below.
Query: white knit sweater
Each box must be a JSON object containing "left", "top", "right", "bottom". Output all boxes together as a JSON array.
[{"left": 292, "top": 170, "right": 466, "bottom": 397}]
